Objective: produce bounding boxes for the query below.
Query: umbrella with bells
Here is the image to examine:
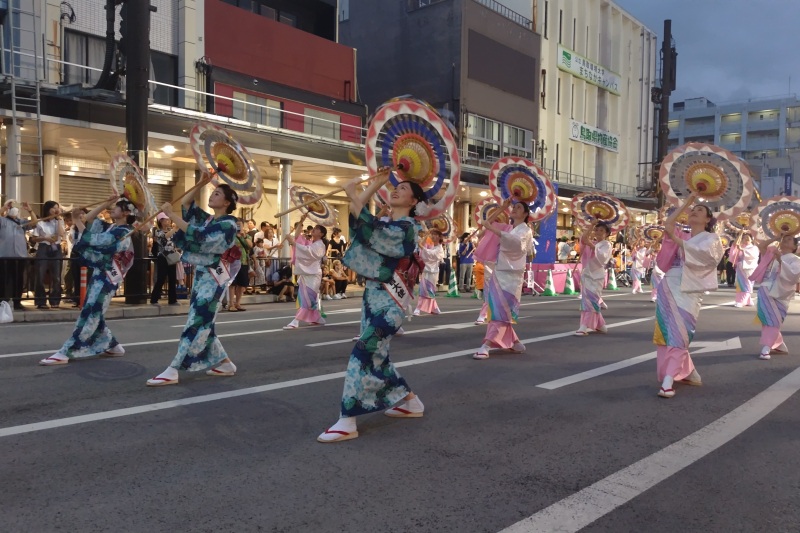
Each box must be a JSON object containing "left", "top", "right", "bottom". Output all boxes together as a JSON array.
[
  {"left": 190, "top": 122, "right": 263, "bottom": 206},
  {"left": 753, "top": 195, "right": 800, "bottom": 240},
  {"left": 489, "top": 157, "right": 557, "bottom": 223},
  {"left": 571, "top": 191, "right": 630, "bottom": 233},
  {"left": 289, "top": 185, "right": 339, "bottom": 227},
  {"left": 659, "top": 142, "right": 754, "bottom": 222}
]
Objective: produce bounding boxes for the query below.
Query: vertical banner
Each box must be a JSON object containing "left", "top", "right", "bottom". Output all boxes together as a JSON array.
[
  {"left": 785, "top": 173, "right": 793, "bottom": 195},
  {"left": 534, "top": 183, "right": 558, "bottom": 263}
]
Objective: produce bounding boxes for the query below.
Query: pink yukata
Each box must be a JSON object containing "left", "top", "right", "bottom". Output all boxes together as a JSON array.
[
  {"left": 415, "top": 242, "right": 444, "bottom": 315},
  {"left": 750, "top": 248, "right": 800, "bottom": 354},
  {"left": 631, "top": 247, "right": 647, "bottom": 294},
  {"left": 293, "top": 236, "right": 326, "bottom": 324},
  {"left": 579, "top": 240, "right": 612, "bottom": 332},
  {"left": 653, "top": 231, "right": 723, "bottom": 381},
  {"left": 482, "top": 223, "right": 533, "bottom": 349},
  {"left": 730, "top": 242, "right": 759, "bottom": 306}
]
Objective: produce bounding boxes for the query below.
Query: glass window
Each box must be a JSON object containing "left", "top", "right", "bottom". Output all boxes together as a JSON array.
[
  {"left": 151, "top": 51, "right": 178, "bottom": 106},
  {"left": 279, "top": 12, "right": 297, "bottom": 27},
  {"left": 64, "top": 30, "right": 106, "bottom": 85},
  {"left": 232, "top": 91, "right": 282, "bottom": 128},
  {"left": 260, "top": 5, "right": 277, "bottom": 19},
  {"left": 305, "top": 108, "right": 340, "bottom": 140},
  {"left": 339, "top": 0, "right": 349, "bottom": 21}
]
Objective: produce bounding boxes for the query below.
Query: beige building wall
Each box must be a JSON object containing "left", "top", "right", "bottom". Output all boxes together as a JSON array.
[{"left": 534, "top": 0, "right": 656, "bottom": 196}]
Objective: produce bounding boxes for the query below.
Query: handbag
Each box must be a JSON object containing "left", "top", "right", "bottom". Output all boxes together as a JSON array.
[
  {"left": 0, "top": 300, "right": 14, "bottom": 324},
  {"left": 165, "top": 251, "right": 182, "bottom": 265}
]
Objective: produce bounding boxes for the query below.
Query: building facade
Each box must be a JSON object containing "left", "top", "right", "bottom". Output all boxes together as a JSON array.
[
  {"left": 668, "top": 95, "right": 800, "bottom": 197},
  {"left": 0, "top": 0, "right": 369, "bottom": 239}
]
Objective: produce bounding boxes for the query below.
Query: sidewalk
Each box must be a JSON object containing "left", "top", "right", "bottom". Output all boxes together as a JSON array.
[{"left": 9, "top": 285, "right": 367, "bottom": 323}]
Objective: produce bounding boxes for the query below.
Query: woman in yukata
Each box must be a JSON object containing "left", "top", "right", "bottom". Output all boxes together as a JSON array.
[
  {"left": 283, "top": 213, "right": 327, "bottom": 329},
  {"left": 39, "top": 196, "right": 136, "bottom": 365},
  {"left": 653, "top": 193, "right": 723, "bottom": 398},
  {"left": 317, "top": 174, "right": 426, "bottom": 443},
  {"left": 574, "top": 222, "right": 613, "bottom": 336},
  {"left": 473, "top": 198, "right": 533, "bottom": 360},
  {"left": 413, "top": 229, "right": 444, "bottom": 316},
  {"left": 730, "top": 231, "right": 759, "bottom": 307},
  {"left": 631, "top": 239, "right": 647, "bottom": 294},
  {"left": 146, "top": 181, "right": 240, "bottom": 386},
  {"left": 750, "top": 232, "right": 800, "bottom": 360}
]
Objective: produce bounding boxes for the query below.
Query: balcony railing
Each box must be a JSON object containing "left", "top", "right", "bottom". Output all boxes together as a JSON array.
[
  {"left": 471, "top": 0, "right": 533, "bottom": 30},
  {"left": 5, "top": 48, "right": 641, "bottom": 201}
]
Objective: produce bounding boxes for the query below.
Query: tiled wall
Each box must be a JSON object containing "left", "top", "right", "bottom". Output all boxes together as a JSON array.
[{"left": 62, "top": 0, "right": 178, "bottom": 55}]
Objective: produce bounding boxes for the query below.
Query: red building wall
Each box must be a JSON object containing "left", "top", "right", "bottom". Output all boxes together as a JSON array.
[
  {"left": 205, "top": 0, "right": 357, "bottom": 102},
  {"left": 214, "top": 83, "right": 362, "bottom": 143}
]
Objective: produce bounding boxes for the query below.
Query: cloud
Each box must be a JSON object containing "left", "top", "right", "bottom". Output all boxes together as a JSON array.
[{"left": 614, "top": 0, "right": 798, "bottom": 102}]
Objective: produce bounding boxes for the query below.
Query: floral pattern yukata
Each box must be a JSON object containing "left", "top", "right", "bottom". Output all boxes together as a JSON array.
[
  {"left": 340, "top": 207, "right": 419, "bottom": 417},
  {"left": 168, "top": 202, "right": 237, "bottom": 371},
  {"left": 57, "top": 220, "right": 133, "bottom": 358}
]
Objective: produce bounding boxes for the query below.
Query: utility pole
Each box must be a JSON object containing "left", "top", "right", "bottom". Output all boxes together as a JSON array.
[
  {"left": 119, "top": 0, "right": 154, "bottom": 304},
  {"left": 651, "top": 19, "right": 677, "bottom": 205}
]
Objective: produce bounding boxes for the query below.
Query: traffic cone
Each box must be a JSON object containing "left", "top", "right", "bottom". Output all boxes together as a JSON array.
[
  {"left": 446, "top": 269, "right": 460, "bottom": 297},
  {"left": 562, "top": 268, "right": 577, "bottom": 295},
  {"left": 542, "top": 269, "right": 556, "bottom": 296},
  {"left": 607, "top": 267, "right": 619, "bottom": 291}
]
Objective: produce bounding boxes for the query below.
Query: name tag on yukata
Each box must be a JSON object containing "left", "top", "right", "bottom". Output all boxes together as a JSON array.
[
  {"left": 210, "top": 260, "right": 232, "bottom": 287},
  {"left": 105, "top": 259, "right": 123, "bottom": 285}
]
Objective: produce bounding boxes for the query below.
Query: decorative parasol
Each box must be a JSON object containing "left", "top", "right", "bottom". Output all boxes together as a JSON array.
[
  {"left": 659, "top": 142, "right": 754, "bottom": 221},
  {"left": 753, "top": 195, "right": 800, "bottom": 240},
  {"left": 368, "top": 97, "right": 461, "bottom": 220},
  {"left": 570, "top": 191, "right": 629, "bottom": 232},
  {"left": 488, "top": 157, "right": 556, "bottom": 222},
  {"left": 641, "top": 224, "right": 665, "bottom": 243},
  {"left": 110, "top": 154, "right": 157, "bottom": 221},
  {"left": 190, "top": 122, "right": 263, "bottom": 205},
  {"left": 425, "top": 212, "right": 456, "bottom": 242},
  {"left": 659, "top": 205, "right": 691, "bottom": 232},
  {"left": 473, "top": 197, "right": 509, "bottom": 226},
  {"left": 289, "top": 185, "right": 339, "bottom": 227},
  {"left": 718, "top": 232, "right": 733, "bottom": 248}
]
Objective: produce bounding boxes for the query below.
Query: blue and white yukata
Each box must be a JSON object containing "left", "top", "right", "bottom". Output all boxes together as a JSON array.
[
  {"left": 56, "top": 219, "right": 133, "bottom": 359},
  {"left": 340, "top": 207, "right": 420, "bottom": 417},
  {"left": 167, "top": 202, "right": 237, "bottom": 372}
]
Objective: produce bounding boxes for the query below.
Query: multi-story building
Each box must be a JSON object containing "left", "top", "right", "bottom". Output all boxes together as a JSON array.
[
  {"left": 668, "top": 95, "right": 800, "bottom": 197},
  {"left": 339, "top": 0, "right": 658, "bottom": 237},
  {"left": 0, "top": 0, "right": 369, "bottom": 237}
]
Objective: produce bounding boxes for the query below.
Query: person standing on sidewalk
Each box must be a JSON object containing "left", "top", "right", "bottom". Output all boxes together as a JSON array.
[
  {"left": 146, "top": 182, "right": 240, "bottom": 386},
  {"left": 0, "top": 201, "right": 36, "bottom": 310},
  {"left": 150, "top": 213, "right": 178, "bottom": 305},
  {"left": 31, "top": 200, "right": 65, "bottom": 309},
  {"left": 457, "top": 232, "right": 475, "bottom": 292},
  {"left": 39, "top": 196, "right": 135, "bottom": 365}
]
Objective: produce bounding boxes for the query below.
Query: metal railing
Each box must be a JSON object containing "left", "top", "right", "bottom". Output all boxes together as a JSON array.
[{"left": 471, "top": 0, "right": 533, "bottom": 30}]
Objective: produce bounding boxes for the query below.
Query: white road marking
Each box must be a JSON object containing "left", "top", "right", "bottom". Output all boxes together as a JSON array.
[
  {"left": 537, "top": 337, "right": 741, "bottom": 390},
  {"left": 499, "top": 364, "right": 800, "bottom": 533},
  {"left": 203, "top": 307, "right": 363, "bottom": 327},
  {"left": 0, "top": 310, "right": 678, "bottom": 439}
]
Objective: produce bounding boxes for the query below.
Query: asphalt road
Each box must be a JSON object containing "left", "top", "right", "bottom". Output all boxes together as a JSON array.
[{"left": 1, "top": 289, "right": 799, "bottom": 532}]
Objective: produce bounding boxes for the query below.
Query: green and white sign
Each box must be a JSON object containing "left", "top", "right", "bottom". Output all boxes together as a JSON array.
[
  {"left": 557, "top": 45, "right": 621, "bottom": 95},
  {"left": 569, "top": 120, "right": 619, "bottom": 152}
]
